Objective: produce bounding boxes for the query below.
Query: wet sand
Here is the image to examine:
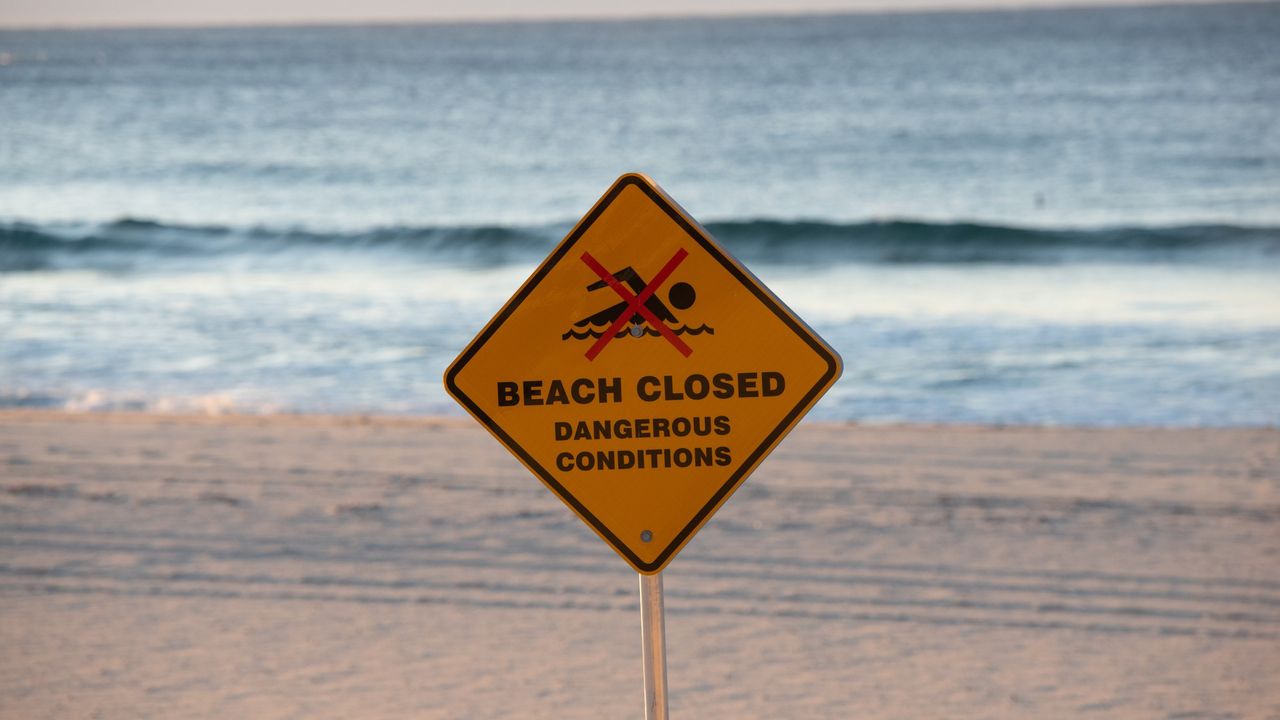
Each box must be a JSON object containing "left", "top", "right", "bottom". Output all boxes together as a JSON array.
[{"left": 1, "top": 411, "right": 1277, "bottom": 718}]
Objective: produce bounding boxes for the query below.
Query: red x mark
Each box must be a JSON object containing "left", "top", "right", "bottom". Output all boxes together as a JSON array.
[{"left": 579, "top": 249, "right": 692, "bottom": 361}]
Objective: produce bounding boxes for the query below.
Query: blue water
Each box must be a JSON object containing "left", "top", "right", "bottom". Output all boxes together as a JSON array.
[{"left": 1, "top": 3, "right": 1278, "bottom": 425}]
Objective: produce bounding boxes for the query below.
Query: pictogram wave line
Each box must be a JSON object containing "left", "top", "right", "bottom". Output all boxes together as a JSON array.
[{"left": 561, "top": 324, "right": 714, "bottom": 340}]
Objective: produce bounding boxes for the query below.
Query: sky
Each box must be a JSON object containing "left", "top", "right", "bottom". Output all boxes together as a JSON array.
[{"left": 0, "top": 0, "right": 1254, "bottom": 29}]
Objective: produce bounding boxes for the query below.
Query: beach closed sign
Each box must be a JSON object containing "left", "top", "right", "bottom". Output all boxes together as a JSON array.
[{"left": 445, "top": 173, "right": 841, "bottom": 573}]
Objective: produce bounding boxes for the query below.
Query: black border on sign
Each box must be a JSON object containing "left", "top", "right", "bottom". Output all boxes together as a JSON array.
[{"left": 444, "top": 173, "right": 841, "bottom": 574}]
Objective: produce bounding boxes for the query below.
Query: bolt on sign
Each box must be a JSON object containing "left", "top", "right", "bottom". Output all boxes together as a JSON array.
[{"left": 445, "top": 173, "right": 841, "bottom": 574}]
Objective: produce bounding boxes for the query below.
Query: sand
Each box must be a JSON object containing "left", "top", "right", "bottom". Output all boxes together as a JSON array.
[{"left": 1, "top": 410, "right": 1277, "bottom": 718}]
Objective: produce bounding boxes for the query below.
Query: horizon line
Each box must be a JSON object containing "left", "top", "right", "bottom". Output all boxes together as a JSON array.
[{"left": 0, "top": 0, "right": 1267, "bottom": 32}]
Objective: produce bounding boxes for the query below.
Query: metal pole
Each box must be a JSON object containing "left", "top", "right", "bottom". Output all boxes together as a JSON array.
[{"left": 639, "top": 571, "right": 669, "bottom": 720}]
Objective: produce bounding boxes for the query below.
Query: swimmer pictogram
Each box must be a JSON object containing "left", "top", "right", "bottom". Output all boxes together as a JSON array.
[{"left": 566, "top": 249, "right": 713, "bottom": 360}]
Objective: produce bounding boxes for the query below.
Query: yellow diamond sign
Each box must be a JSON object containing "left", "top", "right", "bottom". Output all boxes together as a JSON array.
[{"left": 444, "top": 173, "right": 841, "bottom": 573}]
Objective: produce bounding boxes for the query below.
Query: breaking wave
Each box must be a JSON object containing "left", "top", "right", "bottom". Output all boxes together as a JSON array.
[{"left": 3, "top": 217, "right": 1277, "bottom": 272}]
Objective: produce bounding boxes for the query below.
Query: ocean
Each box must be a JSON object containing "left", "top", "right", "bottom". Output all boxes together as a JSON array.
[{"left": 1, "top": 2, "right": 1278, "bottom": 425}]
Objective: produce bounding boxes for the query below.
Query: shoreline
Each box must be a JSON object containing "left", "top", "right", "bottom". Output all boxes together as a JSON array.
[{"left": 3, "top": 407, "right": 1275, "bottom": 431}]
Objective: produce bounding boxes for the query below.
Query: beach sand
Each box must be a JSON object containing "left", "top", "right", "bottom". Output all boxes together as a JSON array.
[{"left": 1, "top": 411, "right": 1277, "bottom": 718}]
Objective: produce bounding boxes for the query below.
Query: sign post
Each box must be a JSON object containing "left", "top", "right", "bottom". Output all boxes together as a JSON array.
[
  {"left": 445, "top": 173, "right": 841, "bottom": 714},
  {"left": 639, "top": 572, "right": 669, "bottom": 720}
]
